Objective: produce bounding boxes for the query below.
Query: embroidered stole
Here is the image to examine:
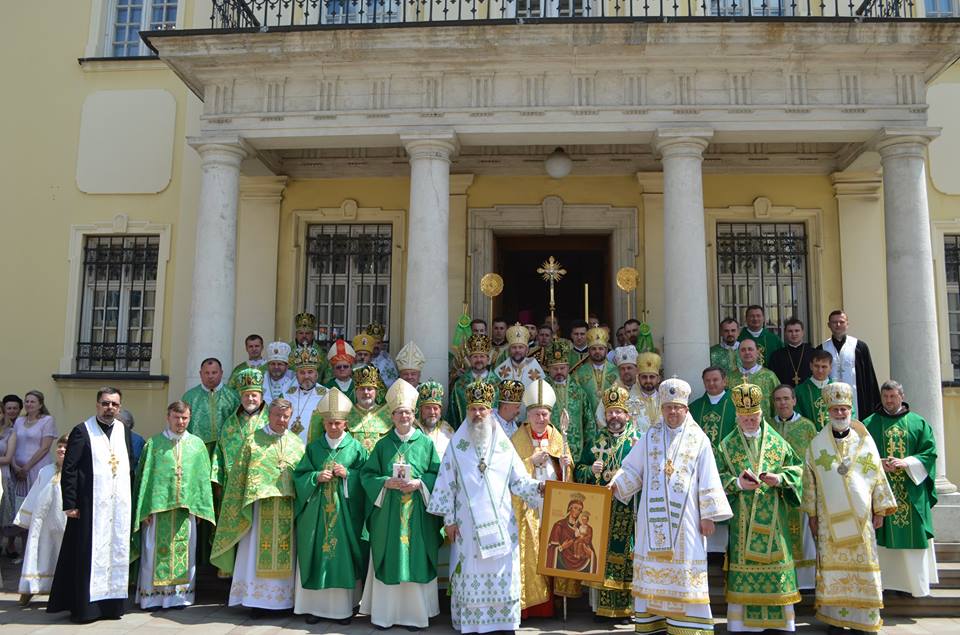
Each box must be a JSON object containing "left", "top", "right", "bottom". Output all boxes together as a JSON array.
[
  {"left": 726, "top": 426, "right": 784, "bottom": 563},
  {"left": 450, "top": 429, "right": 513, "bottom": 560},
  {"left": 85, "top": 417, "right": 131, "bottom": 601},
  {"left": 823, "top": 336, "right": 859, "bottom": 412},
  {"left": 643, "top": 422, "right": 699, "bottom": 560},
  {"left": 809, "top": 423, "right": 872, "bottom": 547}
]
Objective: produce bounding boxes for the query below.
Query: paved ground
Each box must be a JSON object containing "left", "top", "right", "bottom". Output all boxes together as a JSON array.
[{"left": 2, "top": 560, "right": 959, "bottom": 634}]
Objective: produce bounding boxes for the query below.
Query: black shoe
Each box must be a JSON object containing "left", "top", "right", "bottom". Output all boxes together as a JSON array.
[
  {"left": 374, "top": 625, "right": 390, "bottom": 631},
  {"left": 249, "top": 608, "right": 267, "bottom": 620},
  {"left": 405, "top": 626, "right": 421, "bottom": 632},
  {"left": 305, "top": 614, "right": 321, "bottom": 624},
  {"left": 337, "top": 616, "right": 353, "bottom": 625}
]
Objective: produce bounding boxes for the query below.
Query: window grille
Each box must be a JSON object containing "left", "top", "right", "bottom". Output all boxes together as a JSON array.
[
  {"left": 304, "top": 224, "right": 392, "bottom": 347},
  {"left": 716, "top": 222, "right": 808, "bottom": 336},
  {"left": 110, "top": 0, "right": 177, "bottom": 57},
  {"left": 76, "top": 235, "right": 160, "bottom": 373},
  {"left": 944, "top": 235, "right": 960, "bottom": 380}
]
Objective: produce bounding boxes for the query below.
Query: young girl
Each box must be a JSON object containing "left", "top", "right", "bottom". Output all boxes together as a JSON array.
[{"left": 14, "top": 433, "right": 69, "bottom": 606}]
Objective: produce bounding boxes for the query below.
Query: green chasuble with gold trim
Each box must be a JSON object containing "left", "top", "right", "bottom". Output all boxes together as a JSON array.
[
  {"left": 770, "top": 412, "right": 818, "bottom": 569},
  {"left": 447, "top": 370, "right": 499, "bottom": 430},
  {"left": 738, "top": 327, "right": 784, "bottom": 367},
  {"left": 709, "top": 344, "right": 739, "bottom": 378},
  {"left": 182, "top": 384, "right": 240, "bottom": 447},
  {"left": 342, "top": 404, "right": 392, "bottom": 454},
  {"left": 210, "top": 427, "right": 305, "bottom": 577},
  {"left": 361, "top": 429, "right": 442, "bottom": 585},
  {"left": 549, "top": 379, "right": 593, "bottom": 461},
  {"left": 322, "top": 378, "right": 356, "bottom": 404},
  {"left": 294, "top": 432, "right": 368, "bottom": 589},
  {"left": 864, "top": 407, "right": 938, "bottom": 549},
  {"left": 718, "top": 422, "right": 802, "bottom": 629},
  {"left": 131, "top": 431, "right": 216, "bottom": 587},
  {"left": 571, "top": 360, "right": 619, "bottom": 416},
  {"left": 795, "top": 378, "right": 832, "bottom": 431},
  {"left": 689, "top": 390, "right": 737, "bottom": 455},
  {"left": 726, "top": 367, "right": 780, "bottom": 419},
  {"left": 574, "top": 425, "right": 636, "bottom": 618},
  {"left": 212, "top": 405, "right": 270, "bottom": 486}
]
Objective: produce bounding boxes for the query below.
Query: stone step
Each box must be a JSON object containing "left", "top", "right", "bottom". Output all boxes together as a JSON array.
[
  {"left": 936, "top": 541, "right": 960, "bottom": 562},
  {"left": 933, "top": 561, "right": 960, "bottom": 588}
]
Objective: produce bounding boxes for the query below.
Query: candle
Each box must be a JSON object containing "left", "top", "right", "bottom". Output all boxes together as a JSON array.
[{"left": 584, "top": 283, "right": 589, "bottom": 322}]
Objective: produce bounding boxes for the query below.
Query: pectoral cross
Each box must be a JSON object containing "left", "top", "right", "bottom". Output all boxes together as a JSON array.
[
  {"left": 664, "top": 459, "right": 675, "bottom": 478},
  {"left": 592, "top": 438, "right": 613, "bottom": 464},
  {"left": 108, "top": 452, "right": 119, "bottom": 477},
  {"left": 478, "top": 458, "right": 487, "bottom": 476},
  {"left": 792, "top": 373, "right": 800, "bottom": 385}
]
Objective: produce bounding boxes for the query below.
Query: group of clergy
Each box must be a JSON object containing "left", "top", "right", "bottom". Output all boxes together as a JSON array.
[{"left": 31, "top": 308, "right": 938, "bottom": 635}]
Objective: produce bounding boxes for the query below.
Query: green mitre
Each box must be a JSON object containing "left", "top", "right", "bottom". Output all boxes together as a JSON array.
[
  {"left": 235, "top": 367, "right": 264, "bottom": 393},
  {"left": 417, "top": 381, "right": 444, "bottom": 408}
]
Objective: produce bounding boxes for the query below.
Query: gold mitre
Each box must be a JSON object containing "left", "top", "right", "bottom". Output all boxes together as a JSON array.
[
  {"left": 365, "top": 322, "right": 386, "bottom": 341},
  {"left": 289, "top": 346, "right": 321, "bottom": 370},
  {"left": 466, "top": 379, "right": 496, "bottom": 409},
  {"left": 506, "top": 323, "right": 529, "bottom": 347},
  {"left": 602, "top": 386, "right": 630, "bottom": 413},
  {"left": 822, "top": 382, "right": 854, "bottom": 408},
  {"left": 546, "top": 341, "right": 571, "bottom": 367},
  {"left": 395, "top": 341, "right": 425, "bottom": 372},
  {"left": 522, "top": 379, "right": 556, "bottom": 412},
  {"left": 352, "top": 333, "right": 376, "bottom": 354},
  {"left": 498, "top": 379, "right": 525, "bottom": 405},
  {"left": 294, "top": 312, "right": 317, "bottom": 331},
  {"left": 586, "top": 327, "right": 609, "bottom": 348},
  {"left": 319, "top": 387, "right": 353, "bottom": 420},
  {"left": 637, "top": 352, "right": 662, "bottom": 375},
  {"left": 463, "top": 334, "right": 492, "bottom": 357},
  {"left": 353, "top": 364, "right": 381, "bottom": 388},
  {"left": 731, "top": 382, "right": 764, "bottom": 416},
  {"left": 658, "top": 377, "right": 691, "bottom": 406},
  {"left": 386, "top": 378, "right": 419, "bottom": 413}
]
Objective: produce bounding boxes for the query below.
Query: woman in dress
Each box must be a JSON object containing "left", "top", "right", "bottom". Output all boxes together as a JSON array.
[
  {"left": 11, "top": 390, "right": 57, "bottom": 562},
  {"left": 1, "top": 394, "right": 22, "bottom": 558}
]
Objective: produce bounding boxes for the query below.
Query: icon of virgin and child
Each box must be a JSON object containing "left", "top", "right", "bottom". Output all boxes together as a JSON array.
[{"left": 545, "top": 492, "right": 598, "bottom": 574}]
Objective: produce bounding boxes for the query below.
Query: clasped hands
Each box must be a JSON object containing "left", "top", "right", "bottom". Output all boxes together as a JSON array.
[
  {"left": 531, "top": 449, "right": 571, "bottom": 469},
  {"left": 882, "top": 457, "right": 907, "bottom": 472},
  {"left": 739, "top": 471, "right": 780, "bottom": 490},
  {"left": 385, "top": 477, "right": 421, "bottom": 493},
  {"left": 316, "top": 463, "right": 348, "bottom": 483}
]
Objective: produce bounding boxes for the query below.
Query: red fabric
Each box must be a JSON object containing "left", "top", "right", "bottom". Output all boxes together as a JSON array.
[
  {"left": 530, "top": 428, "right": 549, "bottom": 442},
  {"left": 521, "top": 593, "right": 554, "bottom": 619}
]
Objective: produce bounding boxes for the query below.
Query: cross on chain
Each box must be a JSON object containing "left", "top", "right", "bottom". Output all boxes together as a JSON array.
[{"left": 108, "top": 452, "right": 119, "bottom": 477}]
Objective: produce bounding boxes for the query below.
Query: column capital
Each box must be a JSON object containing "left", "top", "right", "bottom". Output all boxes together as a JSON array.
[
  {"left": 188, "top": 135, "right": 249, "bottom": 167},
  {"left": 654, "top": 128, "right": 713, "bottom": 157},
  {"left": 240, "top": 176, "right": 288, "bottom": 201},
  {"left": 872, "top": 127, "right": 940, "bottom": 159},
  {"left": 831, "top": 171, "right": 882, "bottom": 202},
  {"left": 401, "top": 130, "right": 459, "bottom": 161}
]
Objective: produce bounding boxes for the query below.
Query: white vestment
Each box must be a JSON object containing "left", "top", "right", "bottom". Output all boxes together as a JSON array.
[
  {"left": 228, "top": 500, "right": 296, "bottom": 609},
  {"left": 294, "top": 571, "right": 360, "bottom": 619},
  {"left": 263, "top": 370, "right": 296, "bottom": 404},
  {"left": 493, "top": 357, "right": 544, "bottom": 387},
  {"left": 14, "top": 463, "right": 66, "bottom": 594},
  {"left": 137, "top": 514, "right": 197, "bottom": 608},
  {"left": 85, "top": 417, "right": 132, "bottom": 602},
  {"left": 822, "top": 336, "right": 860, "bottom": 414},
  {"left": 287, "top": 385, "right": 327, "bottom": 444},
  {"left": 427, "top": 421, "right": 543, "bottom": 633},
  {"left": 612, "top": 415, "right": 732, "bottom": 620}
]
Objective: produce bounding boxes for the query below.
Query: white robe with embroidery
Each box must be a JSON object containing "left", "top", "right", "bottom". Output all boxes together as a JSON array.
[{"left": 14, "top": 464, "right": 66, "bottom": 594}]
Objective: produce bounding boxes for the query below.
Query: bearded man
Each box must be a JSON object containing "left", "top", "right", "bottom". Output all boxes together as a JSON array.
[
  {"left": 415, "top": 381, "right": 455, "bottom": 457},
  {"left": 427, "top": 380, "right": 545, "bottom": 634},
  {"left": 262, "top": 342, "right": 296, "bottom": 403},
  {"left": 494, "top": 324, "right": 545, "bottom": 387}
]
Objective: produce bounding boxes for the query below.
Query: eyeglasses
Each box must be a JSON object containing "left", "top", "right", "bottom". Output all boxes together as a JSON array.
[{"left": 99, "top": 401, "right": 120, "bottom": 408}]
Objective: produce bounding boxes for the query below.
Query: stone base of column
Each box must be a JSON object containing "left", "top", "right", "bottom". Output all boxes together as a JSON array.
[
  {"left": 936, "top": 475, "right": 958, "bottom": 495},
  {"left": 933, "top": 492, "right": 960, "bottom": 541}
]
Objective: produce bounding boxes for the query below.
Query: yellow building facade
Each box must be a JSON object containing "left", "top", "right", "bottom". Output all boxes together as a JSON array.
[{"left": 3, "top": 1, "right": 960, "bottom": 501}]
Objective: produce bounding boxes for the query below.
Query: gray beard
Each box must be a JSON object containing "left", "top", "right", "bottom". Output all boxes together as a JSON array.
[
  {"left": 358, "top": 398, "right": 375, "bottom": 409},
  {"left": 469, "top": 415, "right": 494, "bottom": 449},
  {"left": 831, "top": 415, "right": 851, "bottom": 432},
  {"left": 421, "top": 416, "right": 440, "bottom": 430}
]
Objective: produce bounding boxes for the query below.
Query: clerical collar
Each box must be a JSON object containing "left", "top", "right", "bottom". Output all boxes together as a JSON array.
[
  {"left": 747, "top": 328, "right": 764, "bottom": 337},
  {"left": 204, "top": 382, "right": 224, "bottom": 393},
  {"left": 810, "top": 377, "right": 829, "bottom": 389},
  {"left": 335, "top": 378, "right": 352, "bottom": 391},
  {"left": 163, "top": 429, "right": 185, "bottom": 442},
  {"left": 326, "top": 433, "right": 344, "bottom": 449},
  {"left": 248, "top": 358, "right": 266, "bottom": 367},
  {"left": 574, "top": 346, "right": 587, "bottom": 353},
  {"left": 832, "top": 428, "right": 851, "bottom": 439},
  {"left": 592, "top": 362, "right": 605, "bottom": 369},
  {"left": 707, "top": 390, "right": 725, "bottom": 405},
  {"left": 96, "top": 416, "right": 115, "bottom": 427},
  {"left": 263, "top": 424, "right": 283, "bottom": 436},
  {"left": 739, "top": 364, "right": 761, "bottom": 375},
  {"left": 777, "top": 412, "right": 800, "bottom": 423},
  {"left": 721, "top": 341, "right": 740, "bottom": 351},
  {"left": 299, "top": 384, "right": 316, "bottom": 393},
  {"left": 882, "top": 403, "right": 909, "bottom": 417},
  {"left": 395, "top": 427, "right": 416, "bottom": 442},
  {"left": 832, "top": 336, "right": 847, "bottom": 350},
  {"left": 640, "top": 389, "right": 656, "bottom": 399},
  {"left": 491, "top": 338, "right": 506, "bottom": 347},
  {"left": 554, "top": 379, "right": 567, "bottom": 385},
  {"left": 788, "top": 343, "right": 806, "bottom": 350},
  {"left": 530, "top": 427, "right": 549, "bottom": 441},
  {"left": 471, "top": 370, "right": 487, "bottom": 380}
]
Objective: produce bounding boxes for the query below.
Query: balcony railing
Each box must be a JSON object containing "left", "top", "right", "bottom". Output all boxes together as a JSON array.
[{"left": 210, "top": 0, "right": 922, "bottom": 28}]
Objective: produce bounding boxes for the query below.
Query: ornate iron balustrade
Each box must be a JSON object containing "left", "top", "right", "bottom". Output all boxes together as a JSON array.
[{"left": 210, "top": 0, "right": 919, "bottom": 29}]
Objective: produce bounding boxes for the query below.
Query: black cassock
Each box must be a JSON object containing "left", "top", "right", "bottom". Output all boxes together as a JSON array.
[
  {"left": 47, "top": 419, "right": 133, "bottom": 623},
  {"left": 817, "top": 337, "right": 882, "bottom": 416},
  {"left": 768, "top": 343, "right": 817, "bottom": 387}
]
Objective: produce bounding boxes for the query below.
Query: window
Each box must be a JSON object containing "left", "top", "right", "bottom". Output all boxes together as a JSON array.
[
  {"left": 76, "top": 235, "right": 159, "bottom": 373},
  {"left": 109, "top": 0, "right": 177, "bottom": 57},
  {"left": 323, "top": 0, "right": 402, "bottom": 23},
  {"left": 926, "top": 0, "right": 959, "bottom": 15},
  {"left": 716, "top": 222, "right": 808, "bottom": 336},
  {"left": 304, "top": 224, "right": 393, "bottom": 347},
  {"left": 710, "top": 0, "right": 793, "bottom": 15},
  {"left": 514, "top": 0, "right": 592, "bottom": 16},
  {"left": 944, "top": 236, "right": 960, "bottom": 380}
]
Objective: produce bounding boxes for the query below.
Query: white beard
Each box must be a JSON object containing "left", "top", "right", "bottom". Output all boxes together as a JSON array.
[
  {"left": 742, "top": 427, "right": 761, "bottom": 438},
  {"left": 358, "top": 398, "right": 375, "bottom": 409},
  {"left": 831, "top": 414, "right": 852, "bottom": 432},
  {"left": 469, "top": 414, "right": 494, "bottom": 449},
  {"left": 243, "top": 404, "right": 261, "bottom": 415}
]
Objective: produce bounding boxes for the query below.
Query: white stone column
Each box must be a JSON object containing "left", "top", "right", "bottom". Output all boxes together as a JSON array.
[
  {"left": 655, "top": 128, "right": 713, "bottom": 387},
  {"left": 184, "top": 141, "right": 247, "bottom": 388},
  {"left": 402, "top": 131, "right": 458, "bottom": 386},
  {"left": 877, "top": 129, "right": 956, "bottom": 494}
]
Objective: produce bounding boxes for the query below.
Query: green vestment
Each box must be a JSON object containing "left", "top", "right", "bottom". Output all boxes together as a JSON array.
[
  {"left": 211, "top": 405, "right": 270, "bottom": 486},
  {"left": 361, "top": 429, "right": 442, "bottom": 585},
  {"left": 864, "top": 408, "right": 938, "bottom": 549},
  {"left": 549, "top": 379, "right": 593, "bottom": 461},
  {"left": 322, "top": 378, "right": 356, "bottom": 403},
  {"left": 770, "top": 412, "right": 818, "bottom": 569},
  {"left": 571, "top": 360, "right": 619, "bottom": 417},
  {"left": 131, "top": 431, "right": 215, "bottom": 587},
  {"left": 211, "top": 427, "right": 305, "bottom": 577},
  {"left": 574, "top": 425, "right": 636, "bottom": 617},
  {"left": 337, "top": 404, "right": 391, "bottom": 454},
  {"left": 447, "top": 370, "right": 499, "bottom": 430},
  {"left": 688, "top": 391, "right": 738, "bottom": 456},
  {"left": 709, "top": 344, "right": 739, "bottom": 378},
  {"left": 726, "top": 368, "right": 780, "bottom": 419},
  {"left": 718, "top": 423, "right": 803, "bottom": 629},
  {"left": 294, "top": 433, "right": 368, "bottom": 589},
  {"left": 182, "top": 384, "right": 240, "bottom": 446},
  {"left": 289, "top": 341, "right": 333, "bottom": 384},
  {"left": 227, "top": 360, "right": 266, "bottom": 392},
  {"left": 738, "top": 327, "right": 784, "bottom": 367}
]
